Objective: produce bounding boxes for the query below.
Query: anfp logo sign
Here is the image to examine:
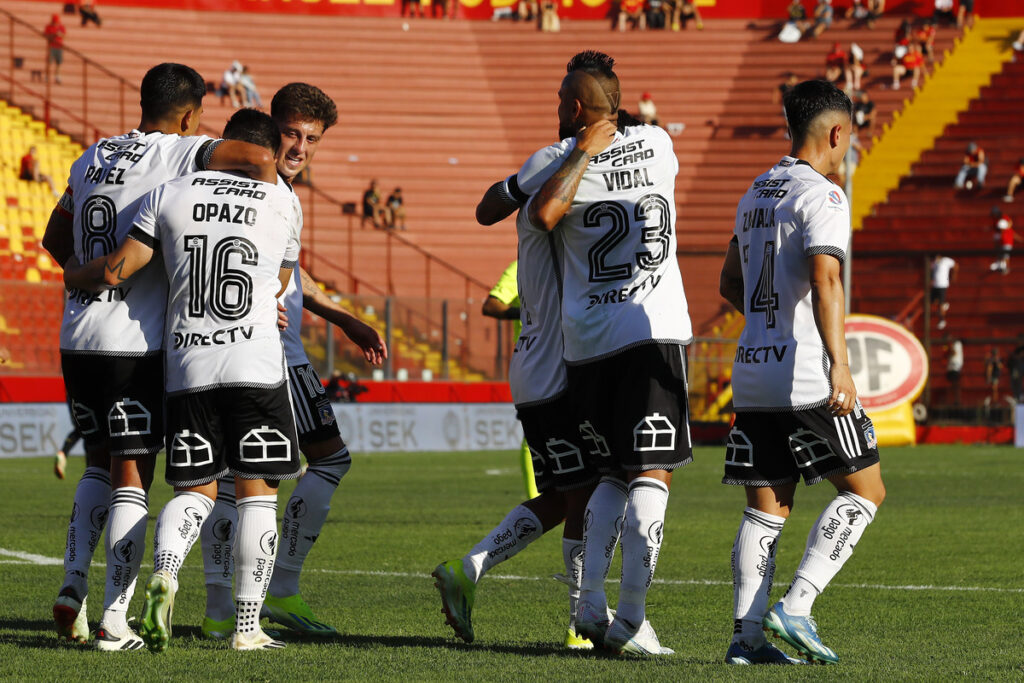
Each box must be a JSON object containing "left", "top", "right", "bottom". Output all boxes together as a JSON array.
[{"left": 845, "top": 315, "right": 928, "bottom": 412}]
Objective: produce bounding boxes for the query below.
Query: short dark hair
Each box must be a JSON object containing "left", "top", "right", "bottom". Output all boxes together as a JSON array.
[
  {"left": 566, "top": 50, "right": 617, "bottom": 79},
  {"left": 271, "top": 83, "right": 338, "bottom": 132},
  {"left": 783, "top": 79, "right": 852, "bottom": 147},
  {"left": 139, "top": 63, "right": 206, "bottom": 121},
  {"left": 222, "top": 109, "right": 281, "bottom": 155}
]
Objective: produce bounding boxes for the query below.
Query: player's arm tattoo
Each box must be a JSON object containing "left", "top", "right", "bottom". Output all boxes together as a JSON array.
[
  {"left": 103, "top": 256, "right": 130, "bottom": 284},
  {"left": 527, "top": 147, "right": 591, "bottom": 232}
]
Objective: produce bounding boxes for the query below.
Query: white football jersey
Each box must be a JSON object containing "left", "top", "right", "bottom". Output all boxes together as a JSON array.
[
  {"left": 131, "top": 171, "right": 302, "bottom": 395},
  {"left": 548, "top": 125, "right": 692, "bottom": 363},
  {"left": 277, "top": 187, "right": 308, "bottom": 367},
  {"left": 507, "top": 139, "right": 574, "bottom": 406},
  {"left": 731, "top": 156, "right": 851, "bottom": 411},
  {"left": 59, "top": 130, "right": 220, "bottom": 355}
]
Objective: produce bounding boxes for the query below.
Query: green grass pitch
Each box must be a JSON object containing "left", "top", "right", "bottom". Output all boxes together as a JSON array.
[{"left": 0, "top": 445, "right": 1021, "bottom": 680}]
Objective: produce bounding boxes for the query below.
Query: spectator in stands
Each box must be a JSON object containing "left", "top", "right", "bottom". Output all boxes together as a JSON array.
[
  {"left": 1009, "top": 342, "right": 1024, "bottom": 403},
  {"left": 780, "top": 0, "right": 808, "bottom": 41},
  {"left": 402, "top": 0, "right": 423, "bottom": 18},
  {"left": 638, "top": 92, "right": 659, "bottom": 126},
  {"left": 19, "top": 146, "right": 59, "bottom": 198},
  {"left": 824, "top": 42, "right": 847, "bottom": 83},
  {"left": 954, "top": 141, "right": 987, "bottom": 190},
  {"left": 240, "top": 66, "right": 261, "bottom": 107},
  {"left": 946, "top": 339, "right": 963, "bottom": 406},
  {"left": 929, "top": 254, "right": 957, "bottom": 330},
  {"left": 386, "top": 187, "right": 407, "bottom": 230},
  {"left": 893, "top": 19, "right": 913, "bottom": 60},
  {"left": 891, "top": 41, "right": 926, "bottom": 90},
  {"left": 1013, "top": 30, "right": 1024, "bottom": 52},
  {"left": 915, "top": 17, "right": 937, "bottom": 62},
  {"left": 865, "top": 0, "right": 884, "bottom": 28},
  {"left": 846, "top": 42, "right": 866, "bottom": 92},
  {"left": 933, "top": 0, "right": 955, "bottom": 26},
  {"left": 78, "top": 0, "right": 101, "bottom": 27},
  {"left": 44, "top": 14, "right": 66, "bottom": 85},
  {"left": 647, "top": 0, "right": 666, "bottom": 29},
  {"left": 853, "top": 89, "right": 876, "bottom": 137},
  {"left": 957, "top": 0, "right": 974, "bottom": 29},
  {"left": 984, "top": 346, "right": 1002, "bottom": 406},
  {"left": 618, "top": 0, "right": 647, "bottom": 31},
  {"left": 362, "top": 179, "right": 388, "bottom": 229},
  {"left": 218, "top": 61, "right": 245, "bottom": 108},
  {"left": 990, "top": 205, "right": 1019, "bottom": 274},
  {"left": 669, "top": 0, "right": 703, "bottom": 30},
  {"left": 518, "top": 0, "right": 538, "bottom": 21},
  {"left": 1003, "top": 157, "right": 1024, "bottom": 203},
  {"left": 810, "top": 0, "right": 833, "bottom": 39},
  {"left": 539, "top": 0, "right": 559, "bottom": 32}
]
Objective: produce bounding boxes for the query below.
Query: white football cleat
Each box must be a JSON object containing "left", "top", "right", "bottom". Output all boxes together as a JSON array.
[
  {"left": 231, "top": 628, "right": 286, "bottom": 651},
  {"left": 94, "top": 619, "right": 145, "bottom": 651},
  {"left": 604, "top": 617, "right": 675, "bottom": 656},
  {"left": 53, "top": 589, "right": 88, "bottom": 644}
]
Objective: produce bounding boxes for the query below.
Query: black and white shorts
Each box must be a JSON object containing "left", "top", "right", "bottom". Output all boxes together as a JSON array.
[
  {"left": 566, "top": 342, "right": 693, "bottom": 473},
  {"left": 287, "top": 363, "right": 343, "bottom": 447},
  {"left": 164, "top": 384, "right": 301, "bottom": 487},
  {"left": 61, "top": 352, "right": 164, "bottom": 458},
  {"left": 723, "top": 404, "right": 881, "bottom": 487},
  {"left": 517, "top": 392, "right": 600, "bottom": 494}
]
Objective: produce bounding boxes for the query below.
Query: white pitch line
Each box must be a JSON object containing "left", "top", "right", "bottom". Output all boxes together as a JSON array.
[{"left": 3, "top": 547, "right": 1022, "bottom": 594}]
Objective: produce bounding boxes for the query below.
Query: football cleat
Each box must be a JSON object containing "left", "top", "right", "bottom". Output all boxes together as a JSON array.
[
  {"left": 431, "top": 560, "right": 476, "bottom": 643},
  {"left": 564, "top": 626, "right": 593, "bottom": 650},
  {"left": 725, "top": 640, "right": 805, "bottom": 665},
  {"left": 231, "top": 628, "right": 286, "bottom": 651},
  {"left": 763, "top": 602, "right": 838, "bottom": 664},
  {"left": 53, "top": 589, "right": 88, "bottom": 644},
  {"left": 263, "top": 594, "right": 337, "bottom": 636},
  {"left": 604, "top": 617, "right": 675, "bottom": 656},
  {"left": 139, "top": 570, "right": 176, "bottom": 653},
  {"left": 54, "top": 451, "right": 67, "bottom": 480},
  {"left": 94, "top": 620, "right": 145, "bottom": 651},
  {"left": 574, "top": 598, "right": 611, "bottom": 649},
  {"left": 201, "top": 615, "right": 236, "bottom": 640}
]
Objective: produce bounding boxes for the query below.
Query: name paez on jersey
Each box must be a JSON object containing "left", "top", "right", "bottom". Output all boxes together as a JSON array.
[
  {"left": 172, "top": 324, "right": 254, "bottom": 350},
  {"left": 734, "top": 343, "right": 789, "bottom": 364},
  {"left": 586, "top": 273, "right": 662, "bottom": 311},
  {"left": 83, "top": 165, "right": 127, "bottom": 186}
]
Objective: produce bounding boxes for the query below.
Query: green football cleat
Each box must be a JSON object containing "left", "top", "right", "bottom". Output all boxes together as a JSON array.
[
  {"left": 200, "top": 615, "right": 236, "bottom": 640},
  {"left": 431, "top": 560, "right": 476, "bottom": 643},
  {"left": 564, "top": 626, "right": 594, "bottom": 650},
  {"left": 263, "top": 594, "right": 337, "bottom": 636},
  {"left": 139, "top": 570, "right": 176, "bottom": 653}
]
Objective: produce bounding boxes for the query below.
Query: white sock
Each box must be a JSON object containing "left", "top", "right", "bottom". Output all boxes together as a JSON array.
[
  {"left": 731, "top": 507, "right": 785, "bottom": 647},
  {"left": 235, "top": 495, "right": 278, "bottom": 635},
  {"left": 100, "top": 487, "right": 148, "bottom": 629},
  {"left": 579, "top": 477, "right": 628, "bottom": 613},
  {"left": 270, "top": 448, "right": 350, "bottom": 598},
  {"left": 562, "top": 537, "right": 583, "bottom": 628},
  {"left": 200, "top": 476, "right": 237, "bottom": 621},
  {"left": 62, "top": 466, "right": 110, "bottom": 598},
  {"left": 783, "top": 491, "right": 877, "bottom": 616},
  {"left": 616, "top": 476, "right": 669, "bottom": 626},
  {"left": 461, "top": 504, "right": 543, "bottom": 583},
  {"left": 152, "top": 490, "right": 214, "bottom": 585}
]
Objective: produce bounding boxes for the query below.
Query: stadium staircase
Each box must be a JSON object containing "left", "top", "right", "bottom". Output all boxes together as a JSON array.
[
  {"left": 853, "top": 19, "right": 1024, "bottom": 408},
  {"left": 0, "top": 3, "right": 965, "bottom": 383}
]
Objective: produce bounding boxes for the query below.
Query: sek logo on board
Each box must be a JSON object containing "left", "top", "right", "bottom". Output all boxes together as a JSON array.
[
  {"left": 845, "top": 315, "right": 928, "bottom": 412},
  {"left": 331, "top": 404, "right": 523, "bottom": 452}
]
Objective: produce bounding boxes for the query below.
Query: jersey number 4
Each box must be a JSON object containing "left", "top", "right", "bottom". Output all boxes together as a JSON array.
[
  {"left": 749, "top": 241, "right": 779, "bottom": 328},
  {"left": 586, "top": 194, "right": 671, "bottom": 283},
  {"left": 184, "top": 235, "right": 258, "bottom": 321}
]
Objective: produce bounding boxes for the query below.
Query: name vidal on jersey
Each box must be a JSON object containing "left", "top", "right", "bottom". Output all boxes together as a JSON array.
[
  {"left": 586, "top": 274, "right": 662, "bottom": 310},
  {"left": 173, "top": 325, "right": 254, "bottom": 349},
  {"left": 602, "top": 168, "right": 655, "bottom": 192},
  {"left": 734, "top": 344, "right": 788, "bottom": 364}
]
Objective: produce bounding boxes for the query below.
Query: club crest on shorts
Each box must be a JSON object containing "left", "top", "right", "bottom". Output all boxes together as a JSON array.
[
  {"left": 545, "top": 438, "right": 585, "bottom": 474},
  {"left": 318, "top": 404, "right": 336, "bottom": 427},
  {"left": 239, "top": 426, "right": 291, "bottom": 462},
  {"left": 170, "top": 430, "right": 214, "bottom": 467},
  {"left": 108, "top": 398, "right": 152, "bottom": 437},
  {"left": 725, "top": 427, "right": 754, "bottom": 467},
  {"left": 862, "top": 422, "right": 878, "bottom": 450},
  {"left": 578, "top": 420, "right": 611, "bottom": 458},
  {"left": 633, "top": 412, "right": 676, "bottom": 452},
  {"left": 71, "top": 401, "right": 99, "bottom": 436}
]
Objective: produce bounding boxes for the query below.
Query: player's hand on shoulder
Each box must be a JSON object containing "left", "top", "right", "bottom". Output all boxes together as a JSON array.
[
  {"left": 577, "top": 119, "right": 617, "bottom": 157},
  {"left": 828, "top": 363, "right": 856, "bottom": 417}
]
